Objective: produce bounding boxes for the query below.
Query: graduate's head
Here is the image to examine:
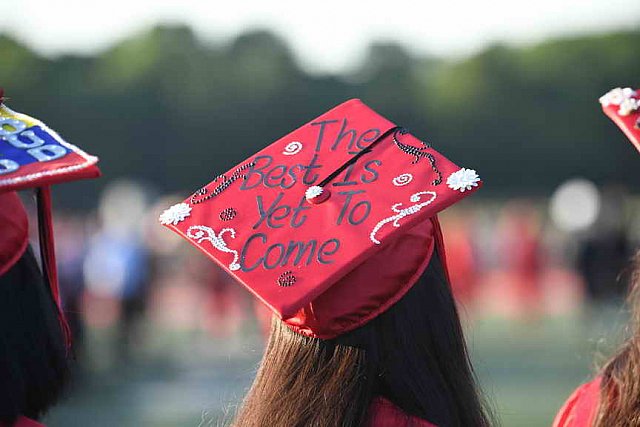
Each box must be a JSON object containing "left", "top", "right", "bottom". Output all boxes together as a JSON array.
[
  {"left": 234, "top": 250, "right": 491, "bottom": 427},
  {"left": 596, "top": 250, "right": 640, "bottom": 427},
  {"left": 593, "top": 88, "right": 640, "bottom": 426},
  {"left": 159, "top": 99, "right": 488, "bottom": 426}
]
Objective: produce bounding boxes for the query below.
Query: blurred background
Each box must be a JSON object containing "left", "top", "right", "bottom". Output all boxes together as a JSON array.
[{"left": 2, "top": 1, "right": 640, "bottom": 425}]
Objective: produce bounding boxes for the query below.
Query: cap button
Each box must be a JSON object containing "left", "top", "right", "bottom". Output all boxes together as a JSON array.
[{"left": 305, "top": 185, "right": 331, "bottom": 204}]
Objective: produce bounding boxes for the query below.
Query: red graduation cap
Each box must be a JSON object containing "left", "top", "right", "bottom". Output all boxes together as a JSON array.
[
  {"left": 599, "top": 87, "right": 640, "bottom": 152},
  {"left": 160, "top": 99, "right": 481, "bottom": 339},
  {"left": 0, "top": 88, "right": 100, "bottom": 348}
]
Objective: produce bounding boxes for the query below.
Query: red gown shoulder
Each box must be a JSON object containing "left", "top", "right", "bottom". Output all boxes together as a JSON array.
[
  {"left": 553, "top": 377, "right": 602, "bottom": 427},
  {"left": 0, "top": 417, "right": 45, "bottom": 427},
  {"left": 367, "top": 397, "right": 436, "bottom": 427}
]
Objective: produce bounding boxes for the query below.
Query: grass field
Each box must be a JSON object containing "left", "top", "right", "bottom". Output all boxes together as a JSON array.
[{"left": 45, "top": 307, "right": 627, "bottom": 426}]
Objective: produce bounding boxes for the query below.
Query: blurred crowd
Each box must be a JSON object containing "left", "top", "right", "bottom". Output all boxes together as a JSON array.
[{"left": 38, "top": 178, "right": 639, "bottom": 371}]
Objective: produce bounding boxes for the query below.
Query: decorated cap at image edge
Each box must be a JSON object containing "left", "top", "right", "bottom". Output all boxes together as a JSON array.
[
  {"left": 599, "top": 87, "right": 640, "bottom": 152},
  {"left": 0, "top": 88, "right": 101, "bottom": 349}
]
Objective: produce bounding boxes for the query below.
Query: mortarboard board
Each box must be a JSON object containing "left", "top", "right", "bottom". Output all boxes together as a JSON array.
[
  {"left": 160, "top": 99, "right": 481, "bottom": 339},
  {"left": 0, "top": 88, "right": 100, "bottom": 348},
  {"left": 599, "top": 87, "right": 640, "bottom": 153}
]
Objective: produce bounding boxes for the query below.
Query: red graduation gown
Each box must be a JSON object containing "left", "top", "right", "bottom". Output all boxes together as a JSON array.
[
  {"left": 367, "top": 397, "right": 436, "bottom": 427},
  {"left": 1, "top": 417, "right": 44, "bottom": 427},
  {"left": 553, "top": 377, "right": 601, "bottom": 427}
]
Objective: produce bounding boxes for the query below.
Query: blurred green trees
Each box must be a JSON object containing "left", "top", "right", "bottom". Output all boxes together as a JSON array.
[{"left": 1, "top": 26, "right": 638, "bottom": 207}]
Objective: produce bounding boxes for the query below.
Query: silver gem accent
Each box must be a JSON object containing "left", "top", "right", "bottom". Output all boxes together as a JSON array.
[
  {"left": 190, "top": 161, "right": 255, "bottom": 204},
  {"left": 277, "top": 271, "right": 297, "bottom": 287},
  {"left": 219, "top": 207, "right": 237, "bottom": 221}
]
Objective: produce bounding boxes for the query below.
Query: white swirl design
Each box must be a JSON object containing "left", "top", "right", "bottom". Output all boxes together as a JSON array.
[
  {"left": 187, "top": 225, "right": 241, "bottom": 271},
  {"left": 370, "top": 191, "right": 437, "bottom": 245},
  {"left": 392, "top": 173, "right": 413, "bottom": 187},
  {"left": 282, "top": 141, "right": 303, "bottom": 155}
]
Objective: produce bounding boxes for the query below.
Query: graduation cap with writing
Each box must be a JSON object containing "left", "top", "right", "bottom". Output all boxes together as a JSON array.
[
  {"left": 160, "top": 99, "right": 481, "bottom": 339},
  {"left": 600, "top": 87, "right": 640, "bottom": 153},
  {"left": 0, "top": 88, "right": 100, "bottom": 347}
]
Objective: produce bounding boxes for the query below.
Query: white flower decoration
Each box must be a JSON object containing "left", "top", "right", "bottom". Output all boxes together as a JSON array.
[
  {"left": 618, "top": 97, "right": 640, "bottom": 116},
  {"left": 447, "top": 168, "right": 480, "bottom": 192},
  {"left": 159, "top": 202, "right": 192, "bottom": 225},
  {"left": 599, "top": 87, "right": 636, "bottom": 107},
  {"left": 305, "top": 185, "right": 324, "bottom": 200}
]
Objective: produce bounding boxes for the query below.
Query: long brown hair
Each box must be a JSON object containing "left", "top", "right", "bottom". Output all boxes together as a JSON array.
[
  {"left": 233, "top": 252, "right": 492, "bottom": 427},
  {"left": 595, "top": 251, "right": 640, "bottom": 426}
]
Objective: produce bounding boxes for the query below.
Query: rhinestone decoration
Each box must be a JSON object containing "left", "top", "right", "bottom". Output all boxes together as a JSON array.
[
  {"left": 370, "top": 191, "right": 437, "bottom": 245},
  {"left": 599, "top": 87, "right": 636, "bottom": 107},
  {"left": 159, "top": 202, "right": 192, "bottom": 225},
  {"left": 0, "top": 105, "right": 98, "bottom": 188},
  {"left": 599, "top": 87, "right": 639, "bottom": 116},
  {"left": 618, "top": 97, "right": 640, "bottom": 116},
  {"left": 187, "top": 225, "right": 240, "bottom": 271},
  {"left": 190, "top": 161, "right": 255, "bottom": 204},
  {"left": 282, "top": 141, "right": 303, "bottom": 156},
  {"left": 392, "top": 173, "right": 413, "bottom": 187},
  {"left": 0, "top": 159, "right": 19, "bottom": 175},
  {"left": 446, "top": 168, "right": 480, "bottom": 192},
  {"left": 277, "top": 271, "right": 297, "bottom": 287},
  {"left": 0, "top": 117, "right": 26, "bottom": 136},
  {"left": 219, "top": 207, "right": 237, "bottom": 221},
  {"left": 392, "top": 128, "right": 442, "bottom": 185}
]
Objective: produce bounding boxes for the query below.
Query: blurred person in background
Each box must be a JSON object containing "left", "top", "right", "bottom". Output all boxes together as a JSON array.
[
  {"left": 577, "top": 186, "right": 632, "bottom": 305},
  {"left": 56, "top": 215, "right": 89, "bottom": 366},
  {"left": 553, "top": 87, "right": 640, "bottom": 426},
  {"left": 498, "top": 200, "right": 545, "bottom": 319},
  {"left": 84, "top": 180, "right": 151, "bottom": 362},
  {"left": 186, "top": 253, "right": 248, "bottom": 337},
  {"left": 148, "top": 195, "right": 253, "bottom": 339},
  {"left": 441, "top": 208, "right": 480, "bottom": 312}
]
